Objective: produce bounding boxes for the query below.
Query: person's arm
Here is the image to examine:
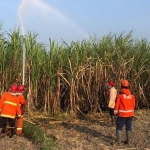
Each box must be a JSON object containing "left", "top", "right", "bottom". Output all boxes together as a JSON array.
[
  {"left": 114, "top": 95, "right": 121, "bottom": 115},
  {"left": 19, "top": 95, "right": 26, "bottom": 105},
  {"left": 133, "top": 95, "right": 136, "bottom": 109},
  {"left": 16, "top": 100, "right": 21, "bottom": 118},
  {"left": 0, "top": 94, "right": 5, "bottom": 112},
  {"left": 18, "top": 95, "right": 26, "bottom": 115}
]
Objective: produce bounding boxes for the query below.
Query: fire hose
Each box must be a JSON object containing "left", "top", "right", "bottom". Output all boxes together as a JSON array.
[{"left": 0, "top": 130, "right": 10, "bottom": 138}]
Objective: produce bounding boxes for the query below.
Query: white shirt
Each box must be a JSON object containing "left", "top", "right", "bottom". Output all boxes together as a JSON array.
[{"left": 108, "top": 87, "right": 117, "bottom": 108}]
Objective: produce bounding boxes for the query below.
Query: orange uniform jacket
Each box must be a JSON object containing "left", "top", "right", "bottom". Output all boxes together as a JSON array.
[
  {"left": 0, "top": 92, "right": 21, "bottom": 119},
  {"left": 114, "top": 88, "right": 135, "bottom": 117}
]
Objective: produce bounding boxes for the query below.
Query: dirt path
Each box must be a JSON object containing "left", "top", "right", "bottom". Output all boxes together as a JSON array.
[{"left": 46, "top": 112, "right": 150, "bottom": 150}]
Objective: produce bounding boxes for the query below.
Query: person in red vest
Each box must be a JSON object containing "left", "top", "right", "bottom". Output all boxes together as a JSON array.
[
  {"left": 107, "top": 81, "right": 117, "bottom": 125},
  {"left": 16, "top": 84, "right": 26, "bottom": 136},
  {"left": 0, "top": 83, "right": 21, "bottom": 138},
  {"left": 114, "top": 79, "right": 135, "bottom": 145}
]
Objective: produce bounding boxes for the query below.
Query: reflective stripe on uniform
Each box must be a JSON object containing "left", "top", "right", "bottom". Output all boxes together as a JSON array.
[
  {"left": 17, "top": 128, "right": 22, "bottom": 130},
  {"left": 4, "top": 101, "right": 17, "bottom": 106},
  {"left": 119, "top": 110, "right": 134, "bottom": 113},
  {"left": 9, "top": 127, "right": 15, "bottom": 129},
  {"left": 0, "top": 114, "right": 15, "bottom": 119}
]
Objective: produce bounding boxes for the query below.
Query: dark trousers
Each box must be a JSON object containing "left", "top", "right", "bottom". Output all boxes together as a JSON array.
[
  {"left": 116, "top": 116, "right": 133, "bottom": 131},
  {"left": 1, "top": 117, "right": 16, "bottom": 133},
  {"left": 108, "top": 108, "right": 114, "bottom": 116}
]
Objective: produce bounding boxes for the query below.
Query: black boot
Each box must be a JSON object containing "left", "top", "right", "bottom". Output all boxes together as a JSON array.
[
  {"left": 9, "top": 128, "right": 15, "bottom": 138},
  {"left": 124, "top": 131, "right": 131, "bottom": 145}
]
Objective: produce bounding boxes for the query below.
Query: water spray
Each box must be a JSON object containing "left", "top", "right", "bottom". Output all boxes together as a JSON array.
[
  {"left": 18, "top": 0, "right": 26, "bottom": 85},
  {"left": 17, "top": 0, "right": 89, "bottom": 85}
]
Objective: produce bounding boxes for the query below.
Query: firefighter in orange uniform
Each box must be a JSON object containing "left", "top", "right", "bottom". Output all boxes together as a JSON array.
[
  {"left": 16, "top": 84, "right": 26, "bottom": 136},
  {"left": 0, "top": 84, "right": 21, "bottom": 138},
  {"left": 114, "top": 80, "right": 135, "bottom": 145}
]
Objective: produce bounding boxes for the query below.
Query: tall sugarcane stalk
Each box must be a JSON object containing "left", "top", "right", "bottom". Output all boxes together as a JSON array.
[{"left": 1, "top": 24, "right": 150, "bottom": 115}]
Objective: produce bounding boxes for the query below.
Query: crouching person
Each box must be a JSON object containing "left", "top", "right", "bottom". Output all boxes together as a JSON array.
[
  {"left": 16, "top": 84, "right": 26, "bottom": 136},
  {"left": 114, "top": 80, "right": 135, "bottom": 145},
  {"left": 0, "top": 84, "right": 21, "bottom": 138}
]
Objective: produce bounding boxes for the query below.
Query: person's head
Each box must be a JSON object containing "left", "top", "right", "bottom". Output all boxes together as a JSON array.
[
  {"left": 121, "top": 79, "right": 129, "bottom": 88},
  {"left": 10, "top": 83, "right": 18, "bottom": 95},
  {"left": 17, "top": 84, "right": 25, "bottom": 94},
  {"left": 107, "top": 81, "right": 115, "bottom": 89}
]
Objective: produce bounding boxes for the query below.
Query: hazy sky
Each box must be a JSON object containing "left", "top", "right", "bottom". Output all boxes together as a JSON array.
[{"left": 0, "top": 0, "right": 150, "bottom": 45}]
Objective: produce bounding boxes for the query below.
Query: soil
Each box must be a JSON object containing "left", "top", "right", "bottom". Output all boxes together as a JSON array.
[
  {"left": 0, "top": 110, "right": 149, "bottom": 150},
  {"left": 46, "top": 110, "right": 150, "bottom": 150},
  {"left": 0, "top": 135, "right": 39, "bottom": 150}
]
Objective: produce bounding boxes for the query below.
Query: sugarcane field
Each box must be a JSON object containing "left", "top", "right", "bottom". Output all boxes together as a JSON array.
[{"left": 0, "top": 22, "right": 150, "bottom": 150}]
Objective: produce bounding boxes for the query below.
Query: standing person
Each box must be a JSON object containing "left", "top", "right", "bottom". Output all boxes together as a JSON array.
[
  {"left": 114, "top": 79, "right": 135, "bottom": 145},
  {"left": 16, "top": 84, "right": 26, "bottom": 136},
  {"left": 0, "top": 83, "right": 21, "bottom": 138},
  {"left": 107, "top": 81, "right": 117, "bottom": 125}
]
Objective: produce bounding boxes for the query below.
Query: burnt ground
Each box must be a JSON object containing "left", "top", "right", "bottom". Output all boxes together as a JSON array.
[
  {"left": 46, "top": 110, "right": 150, "bottom": 150},
  {"left": 0, "top": 135, "right": 39, "bottom": 150},
  {"left": 0, "top": 110, "right": 149, "bottom": 150}
]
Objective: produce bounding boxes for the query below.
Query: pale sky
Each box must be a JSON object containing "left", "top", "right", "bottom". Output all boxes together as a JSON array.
[{"left": 0, "top": 0, "right": 150, "bottom": 46}]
